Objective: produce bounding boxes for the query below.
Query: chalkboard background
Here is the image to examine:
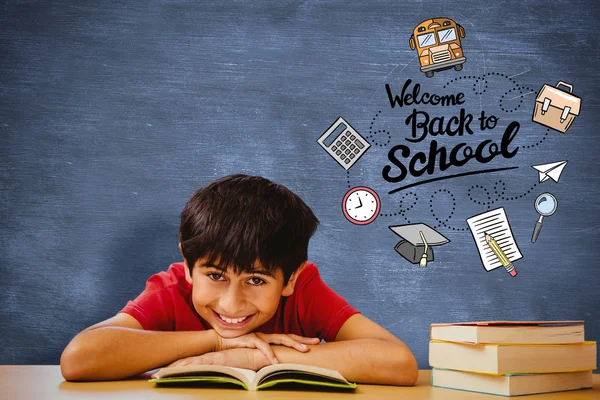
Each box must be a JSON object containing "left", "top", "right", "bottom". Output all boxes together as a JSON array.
[{"left": 1, "top": 0, "right": 599, "bottom": 371}]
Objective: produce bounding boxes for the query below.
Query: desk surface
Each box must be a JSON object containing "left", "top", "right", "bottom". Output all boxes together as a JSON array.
[{"left": 0, "top": 366, "right": 598, "bottom": 400}]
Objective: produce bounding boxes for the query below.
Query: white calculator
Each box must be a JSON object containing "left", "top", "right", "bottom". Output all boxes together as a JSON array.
[{"left": 317, "top": 117, "right": 371, "bottom": 170}]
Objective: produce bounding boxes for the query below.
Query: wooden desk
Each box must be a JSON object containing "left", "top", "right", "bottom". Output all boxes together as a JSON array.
[{"left": 0, "top": 366, "right": 598, "bottom": 400}]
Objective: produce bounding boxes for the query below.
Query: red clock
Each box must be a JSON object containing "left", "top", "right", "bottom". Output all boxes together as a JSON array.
[{"left": 342, "top": 186, "right": 381, "bottom": 225}]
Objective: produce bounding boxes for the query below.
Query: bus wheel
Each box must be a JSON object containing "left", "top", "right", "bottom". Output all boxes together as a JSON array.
[
  {"left": 425, "top": 71, "right": 434, "bottom": 78},
  {"left": 454, "top": 64, "right": 463, "bottom": 71}
]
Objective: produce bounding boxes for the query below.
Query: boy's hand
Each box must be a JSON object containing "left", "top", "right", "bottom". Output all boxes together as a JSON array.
[
  {"left": 216, "top": 333, "right": 320, "bottom": 365},
  {"left": 168, "top": 348, "right": 270, "bottom": 371}
]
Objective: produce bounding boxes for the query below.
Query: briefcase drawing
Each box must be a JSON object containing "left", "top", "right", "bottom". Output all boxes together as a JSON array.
[{"left": 532, "top": 81, "right": 581, "bottom": 133}]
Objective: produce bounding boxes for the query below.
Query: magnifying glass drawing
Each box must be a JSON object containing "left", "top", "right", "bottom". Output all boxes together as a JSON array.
[{"left": 532, "top": 193, "right": 558, "bottom": 243}]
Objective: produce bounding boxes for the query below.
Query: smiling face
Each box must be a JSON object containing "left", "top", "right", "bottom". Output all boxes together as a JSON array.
[{"left": 183, "top": 256, "right": 305, "bottom": 338}]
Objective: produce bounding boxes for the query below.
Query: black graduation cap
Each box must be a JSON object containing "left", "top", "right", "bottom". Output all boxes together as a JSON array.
[{"left": 389, "top": 223, "right": 450, "bottom": 266}]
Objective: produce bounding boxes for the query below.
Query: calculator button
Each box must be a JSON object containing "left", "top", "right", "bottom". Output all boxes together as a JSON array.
[
  {"left": 336, "top": 150, "right": 342, "bottom": 155},
  {"left": 336, "top": 140, "right": 342, "bottom": 146},
  {"left": 355, "top": 140, "right": 364, "bottom": 149},
  {"left": 345, "top": 158, "right": 350, "bottom": 164},
  {"left": 350, "top": 134, "right": 356, "bottom": 140},
  {"left": 345, "top": 149, "right": 350, "bottom": 155},
  {"left": 354, "top": 148, "right": 360, "bottom": 154},
  {"left": 349, "top": 153, "right": 355, "bottom": 159},
  {"left": 332, "top": 145, "right": 337, "bottom": 151},
  {"left": 345, "top": 140, "right": 351, "bottom": 145},
  {"left": 350, "top": 144, "right": 355, "bottom": 150},
  {"left": 340, "top": 154, "right": 346, "bottom": 160},
  {"left": 341, "top": 145, "right": 346, "bottom": 150}
]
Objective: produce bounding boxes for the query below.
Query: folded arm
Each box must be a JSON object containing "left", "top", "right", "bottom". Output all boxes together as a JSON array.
[
  {"left": 271, "top": 314, "right": 418, "bottom": 385},
  {"left": 60, "top": 313, "right": 218, "bottom": 381}
]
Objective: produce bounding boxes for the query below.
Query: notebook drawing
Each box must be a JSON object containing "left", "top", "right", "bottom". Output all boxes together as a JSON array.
[{"left": 466, "top": 208, "right": 523, "bottom": 272}]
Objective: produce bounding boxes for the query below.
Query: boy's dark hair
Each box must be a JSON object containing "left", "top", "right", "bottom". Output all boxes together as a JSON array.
[{"left": 179, "top": 174, "right": 319, "bottom": 284}]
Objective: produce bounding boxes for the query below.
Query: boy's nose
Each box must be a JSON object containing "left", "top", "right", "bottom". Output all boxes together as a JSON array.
[{"left": 219, "top": 286, "right": 247, "bottom": 315}]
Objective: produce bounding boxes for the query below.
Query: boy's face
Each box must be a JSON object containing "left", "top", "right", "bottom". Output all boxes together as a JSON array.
[{"left": 183, "top": 255, "right": 304, "bottom": 338}]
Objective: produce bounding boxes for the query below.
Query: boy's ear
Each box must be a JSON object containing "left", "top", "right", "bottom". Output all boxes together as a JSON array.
[
  {"left": 281, "top": 262, "right": 307, "bottom": 297},
  {"left": 183, "top": 259, "right": 193, "bottom": 284},
  {"left": 180, "top": 243, "right": 193, "bottom": 284}
]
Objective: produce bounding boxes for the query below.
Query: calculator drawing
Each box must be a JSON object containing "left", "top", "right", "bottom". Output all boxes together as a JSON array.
[{"left": 317, "top": 117, "right": 371, "bottom": 170}]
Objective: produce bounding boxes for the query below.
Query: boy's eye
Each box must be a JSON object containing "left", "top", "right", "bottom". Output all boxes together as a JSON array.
[
  {"left": 208, "top": 273, "right": 225, "bottom": 281},
  {"left": 247, "top": 277, "right": 266, "bottom": 286}
]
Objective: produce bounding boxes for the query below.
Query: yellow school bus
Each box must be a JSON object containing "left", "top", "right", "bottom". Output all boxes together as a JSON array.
[{"left": 409, "top": 18, "right": 466, "bottom": 78}]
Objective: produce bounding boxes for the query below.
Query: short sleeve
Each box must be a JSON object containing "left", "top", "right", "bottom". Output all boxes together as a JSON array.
[
  {"left": 296, "top": 264, "right": 360, "bottom": 342},
  {"left": 118, "top": 272, "right": 175, "bottom": 331}
]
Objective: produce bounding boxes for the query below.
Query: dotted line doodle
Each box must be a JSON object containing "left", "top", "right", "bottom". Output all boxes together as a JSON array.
[
  {"left": 380, "top": 180, "right": 538, "bottom": 230},
  {"left": 467, "top": 185, "right": 494, "bottom": 208},
  {"left": 467, "top": 180, "right": 538, "bottom": 208},
  {"left": 493, "top": 180, "right": 507, "bottom": 200},
  {"left": 443, "top": 74, "right": 480, "bottom": 89},
  {"left": 430, "top": 189, "right": 467, "bottom": 231},
  {"left": 380, "top": 191, "right": 418, "bottom": 223},
  {"left": 500, "top": 88, "right": 526, "bottom": 113},
  {"left": 495, "top": 181, "right": 537, "bottom": 201},
  {"left": 473, "top": 76, "right": 489, "bottom": 95},
  {"left": 443, "top": 72, "right": 535, "bottom": 113},
  {"left": 346, "top": 171, "right": 351, "bottom": 189},
  {"left": 522, "top": 129, "right": 550, "bottom": 149},
  {"left": 368, "top": 110, "right": 392, "bottom": 148}
]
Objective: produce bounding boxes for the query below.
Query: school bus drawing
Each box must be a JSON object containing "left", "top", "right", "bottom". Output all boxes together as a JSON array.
[{"left": 409, "top": 18, "right": 466, "bottom": 78}]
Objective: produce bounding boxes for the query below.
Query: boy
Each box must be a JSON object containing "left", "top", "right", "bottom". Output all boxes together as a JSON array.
[{"left": 61, "top": 175, "right": 418, "bottom": 385}]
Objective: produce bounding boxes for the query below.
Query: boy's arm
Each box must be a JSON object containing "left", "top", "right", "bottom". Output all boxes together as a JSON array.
[
  {"left": 271, "top": 313, "right": 418, "bottom": 385},
  {"left": 60, "top": 313, "right": 218, "bottom": 381}
]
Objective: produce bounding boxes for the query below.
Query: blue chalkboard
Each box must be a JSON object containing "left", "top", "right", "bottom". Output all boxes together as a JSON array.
[{"left": 1, "top": 0, "right": 599, "bottom": 371}]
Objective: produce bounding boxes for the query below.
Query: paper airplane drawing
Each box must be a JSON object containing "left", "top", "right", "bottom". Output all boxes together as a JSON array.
[{"left": 531, "top": 160, "right": 568, "bottom": 183}]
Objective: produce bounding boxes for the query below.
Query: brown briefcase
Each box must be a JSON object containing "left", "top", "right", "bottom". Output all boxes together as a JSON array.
[{"left": 532, "top": 81, "right": 581, "bottom": 133}]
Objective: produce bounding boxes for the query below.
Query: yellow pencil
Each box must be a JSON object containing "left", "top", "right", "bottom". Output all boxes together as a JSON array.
[{"left": 485, "top": 232, "right": 517, "bottom": 277}]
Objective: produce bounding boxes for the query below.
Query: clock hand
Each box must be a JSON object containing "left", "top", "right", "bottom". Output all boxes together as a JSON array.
[{"left": 356, "top": 196, "right": 363, "bottom": 209}]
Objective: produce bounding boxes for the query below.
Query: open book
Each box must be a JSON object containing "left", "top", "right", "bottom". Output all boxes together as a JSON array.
[{"left": 150, "top": 363, "right": 357, "bottom": 391}]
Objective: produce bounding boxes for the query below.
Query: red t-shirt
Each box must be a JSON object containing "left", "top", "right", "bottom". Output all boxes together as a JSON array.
[{"left": 119, "top": 261, "right": 359, "bottom": 342}]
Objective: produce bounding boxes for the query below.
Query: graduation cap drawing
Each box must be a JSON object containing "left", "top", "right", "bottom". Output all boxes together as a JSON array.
[{"left": 389, "top": 223, "right": 450, "bottom": 267}]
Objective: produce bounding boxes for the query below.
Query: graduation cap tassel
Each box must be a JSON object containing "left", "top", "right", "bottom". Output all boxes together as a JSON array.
[{"left": 418, "top": 231, "right": 428, "bottom": 268}]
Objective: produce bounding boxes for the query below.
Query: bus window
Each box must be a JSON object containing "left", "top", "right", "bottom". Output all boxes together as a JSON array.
[
  {"left": 417, "top": 33, "right": 436, "bottom": 48},
  {"left": 438, "top": 28, "right": 457, "bottom": 43}
]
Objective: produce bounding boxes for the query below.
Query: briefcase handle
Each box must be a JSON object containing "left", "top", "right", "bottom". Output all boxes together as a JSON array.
[{"left": 556, "top": 81, "right": 573, "bottom": 93}]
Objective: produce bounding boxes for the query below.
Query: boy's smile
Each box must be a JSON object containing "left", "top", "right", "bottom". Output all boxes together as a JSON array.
[
  {"left": 184, "top": 257, "right": 303, "bottom": 338},
  {"left": 211, "top": 310, "right": 255, "bottom": 327}
]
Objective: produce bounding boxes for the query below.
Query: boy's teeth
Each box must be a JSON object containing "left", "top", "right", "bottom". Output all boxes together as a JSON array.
[{"left": 219, "top": 314, "right": 248, "bottom": 324}]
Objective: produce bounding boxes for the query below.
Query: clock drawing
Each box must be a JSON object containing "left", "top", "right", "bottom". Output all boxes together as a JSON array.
[{"left": 342, "top": 186, "right": 381, "bottom": 225}]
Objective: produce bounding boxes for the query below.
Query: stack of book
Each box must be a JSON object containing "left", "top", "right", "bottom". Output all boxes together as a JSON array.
[{"left": 429, "top": 320, "right": 596, "bottom": 397}]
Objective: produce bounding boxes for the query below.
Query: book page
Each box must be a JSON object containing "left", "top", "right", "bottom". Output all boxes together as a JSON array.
[
  {"left": 151, "top": 364, "right": 255, "bottom": 386},
  {"left": 254, "top": 363, "right": 349, "bottom": 386},
  {"left": 466, "top": 208, "right": 522, "bottom": 272}
]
